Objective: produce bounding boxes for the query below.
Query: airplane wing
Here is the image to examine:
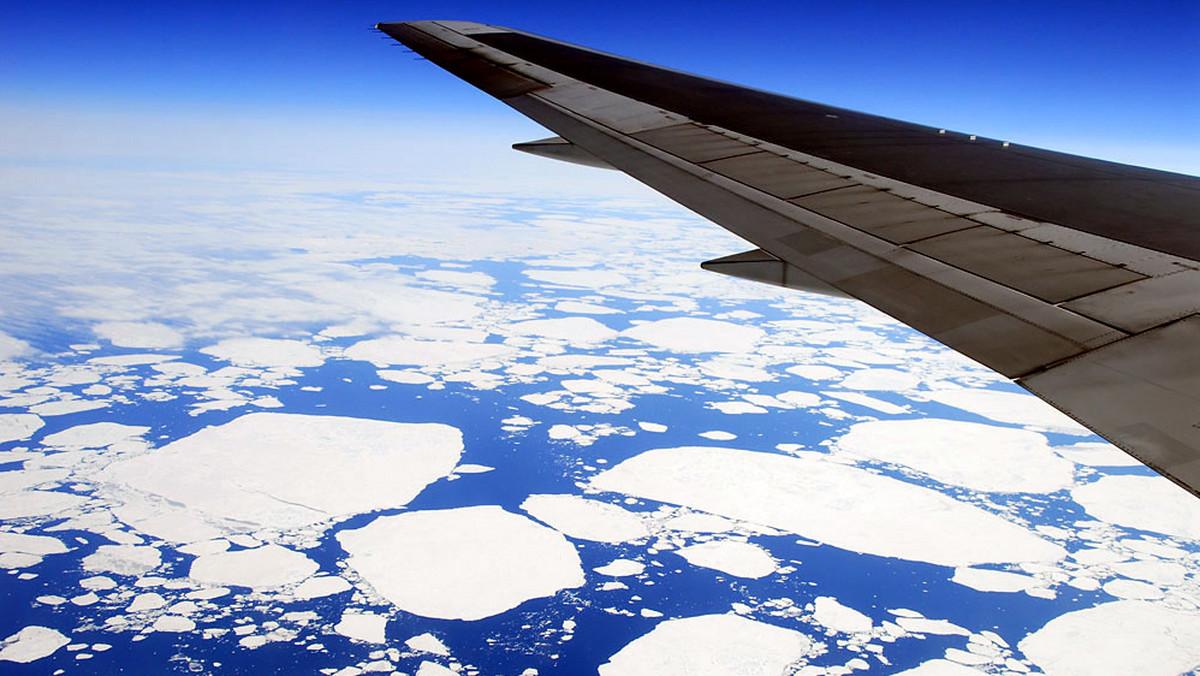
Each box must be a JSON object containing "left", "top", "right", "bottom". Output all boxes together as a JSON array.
[{"left": 377, "top": 20, "right": 1200, "bottom": 498}]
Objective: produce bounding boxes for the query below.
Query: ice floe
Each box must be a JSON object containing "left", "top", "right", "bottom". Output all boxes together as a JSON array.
[
  {"left": 520, "top": 494, "right": 648, "bottom": 543},
  {"left": 524, "top": 268, "right": 628, "bottom": 288},
  {"left": 555, "top": 300, "right": 621, "bottom": 315},
  {"left": 592, "top": 447, "right": 1065, "bottom": 566},
  {"left": 1072, "top": 476, "right": 1200, "bottom": 541},
  {"left": 622, "top": 318, "right": 764, "bottom": 353},
  {"left": 893, "top": 659, "right": 985, "bottom": 675},
  {"left": 923, "top": 388, "right": 1091, "bottom": 435},
  {"left": 834, "top": 419, "right": 1075, "bottom": 494},
  {"left": 290, "top": 575, "right": 352, "bottom": 600},
  {"left": 406, "top": 633, "right": 450, "bottom": 656},
  {"left": 201, "top": 338, "right": 324, "bottom": 368},
  {"left": 344, "top": 336, "right": 514, "bottom": 367},
  {"left": 812, "top": 597, "right": 872, "bottom": 634},
  {"left": 93, "top": 322, "right": 183, "bottom": 349},
  {"left": 507, "top": 317, "right": 617, "bottom": 344},
  {"left": 0, "top": 626, "right": 69, "bottom": 663},
  {"left": 0, "top": 490, "right": 88, "bottom": 519},
  {"left": 594, "top": 559, "right": 645, "bottom": 577},
  {"left": 675, "top": 540, "right": 775, "bottom": 579},
  {"left": 0, "top": 532, "right": 67, "bottom": 557},
  {"left": 82, "top": 545, "right": 161, "bottom": 576},
  {"left": 1019, "top": 600, "right": 1200, "bottom": 676},
  {"left": 190, "top": 544, "right": 317, "bottom": 590},
  {"left": 598, "top": 614, "right": 811, "bottom": 676},
  {"left": 337, "top": 506, "right": 584, "bottom": 621},
  {"left": 98, "top": 413, "right": 462, "bottom": 538},
  {"left": 0, "top": 413, "right": 43, "bottom": 443},
  {"left": 840, "top": 368, "right": 920, "bottom": 391},
  {"left": 41, "top": 422, "right": 149, "bottom": 449},
  {"left": 951, "top": 567, "right": 1040, "bottom": 593},
  {"left": 1052, "top": 442, "right": 1141, "bottom": 468},
  {"left": 335, "top": 611, "right": 387, "bottom": 644}
]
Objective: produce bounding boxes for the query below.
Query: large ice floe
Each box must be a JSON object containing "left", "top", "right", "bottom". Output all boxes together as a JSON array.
[
  {"left": 834, "top": 419, "right": 1075, "bottom": 494},
  {"left": 598, "top": 614, "right": 811, "bottom": 676},
  {"left": 592, "top": 447, "right": 1064, "bottom": 566},
  {"left": 337, "top": 505, "right": 584, "bottom": 620},
  {"left": 621, "top": 318, "right": 764, "bottom": 353},
  {"left": 190, "top": 544, "right": 318, "bottom": 590},
  {"left": 674, "top": 540, "right": 776, "bottom": 579},
  {"left": 520, "top": 494, "right": 648, "bottom": 543},
  {"left": 1071, "top": 475, "right": 1200, "bottom": 541},
  {"left": 0, "top": 626, "right": 70, "bottom": 663},
  {"left": 1019, "top": 600, "right": 1200, "bottom": 676},
  {"left": 97, "top": 413, "right": 462, "bottom": 540}
]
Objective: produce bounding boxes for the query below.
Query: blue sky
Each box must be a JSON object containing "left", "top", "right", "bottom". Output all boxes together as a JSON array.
[{"left": 2, "top": 0, "right": 1197, "bottom": 174}]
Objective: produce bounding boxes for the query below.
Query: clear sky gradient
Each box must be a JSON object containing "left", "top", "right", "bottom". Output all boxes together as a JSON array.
[{"left": 2, "top": 0, "right": 1197, "bottom": 174}]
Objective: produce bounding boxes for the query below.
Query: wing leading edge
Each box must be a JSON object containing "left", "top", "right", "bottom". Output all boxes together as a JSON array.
[{"left": 377, "top": 20, "right": 1200, "bottom": 498}]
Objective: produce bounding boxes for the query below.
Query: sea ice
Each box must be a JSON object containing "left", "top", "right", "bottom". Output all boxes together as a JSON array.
[
  {"left": 521, "top": 494, "right": 648, "bottom": 543},
  {"left": 675, "top": 540, "right": 776, "bottom": 579},
  {"left": 82, "top": 544, "right": 161, "bottom": 576},
  {"left": 555, "top": 300, "right": 621, "bottom": 315},
  {"left": 951, "top": 567, "right": 1040, "bottom": 593},
  {"left": 1019, "top": 600, "right": 1200, "bottom": 676},
  {"left": 1052, "top": 442, "right": 1141, "bottom": 468},
  {"left": 99, "top": 413, "right": 462, "bottom": 537},
  {"left": 41, "top": 422, "right": 149, "bottom": 449},
  {"left": 894, "top": 617, "right": 969, "bottom": 636},
  {"left": 0, "top": 490, "right": 87, "bottom": 519},
  {"left": 290, "top": 576, "right": 352, "bottom": 600},
  {"left": 1072, "top": 476, "right": 1200, "bottom": 541},
  {"left": 344, "top": 336, "right": 514, "bottom": 367},
  {"left": 523, "top": 269, "right": 628, "bottom": 288},
  {"left": 840, "top": 368, "right": 920, "bottom": 391},
  {"left": 822, "top": 391, "right": 908, "bottom": 414},
  {"left": 622, "top": 318, "right": 764, "bottom": 353},
  {"left": 337, "top": 506, "right": 584, "bottom": 621},
  {"left": 377, "top": 370, "right": 436, "bottom": 385},
  {"left": 127, "top": 592, "right": 166, "bottom": 611},
  {"left": 93, "top": 322, "right": 183, "bottom": 349},
  {"left": 151, "top": 616, "right": 195, "bottom": 633},
  {"left": 335, "top": 611, "right": 387, "bottom": 644},
  {"left": 0, "top": 414, "right": 43, "bottom": 443},
  {"left": 190, "top": 544, "right": 318, "bottom": 590},
  {"left": 405, "top": 633, "right": 450, "bottom": 656},
  {"left": 507, "top": 317, "right": 617, "bottom": 344},
  {"left": 893, "top": 659, "right": 987, "bottom": 675},
  {"left": 201, "top": 338, "right": 324, "bottom": 368},
  {"left": 598, "top": 614, "right": 811, "bottom": 676},
  {"left": 592, "top": 447, "right": 1065, "bottom": 567},
  {"left": 594, "top": 559, "right": 644, "bottom": 577},
  {"left": 785, "top": 365, "right": 843, "bottom": 381},
  {"left": 923, "top": 388, "right": 1091, "bottom": 435},
  {"left": 812, "top": 597, "right": 872, "bottom": 634},
  {"left": 0, "top": 626, "right": 69, "bottom": 663},
  {"left": 835, "top": 419, "right": 1074, "bottom": 494},
  {"left": 0, "top": 532, "right": 68, "bottom": 556}
]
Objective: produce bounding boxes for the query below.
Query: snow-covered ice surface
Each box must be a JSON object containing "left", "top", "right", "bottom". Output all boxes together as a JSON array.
[
  {"left": 592, "top": 446, "right": 1065, "bottom": 566},
  {"left": 3, "top": 171, "right": 1200, "bottom": 676},
  {"left": 337, "top": 506, "right": 584, "bottom": 621},
  {"left": 598, "top": 614, "right": 812, "bottom": 676}
]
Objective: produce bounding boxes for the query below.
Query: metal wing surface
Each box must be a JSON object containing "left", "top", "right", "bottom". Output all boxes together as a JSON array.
[{"left": 377, "top": 20, "right": 1200, "bottom": 498}]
